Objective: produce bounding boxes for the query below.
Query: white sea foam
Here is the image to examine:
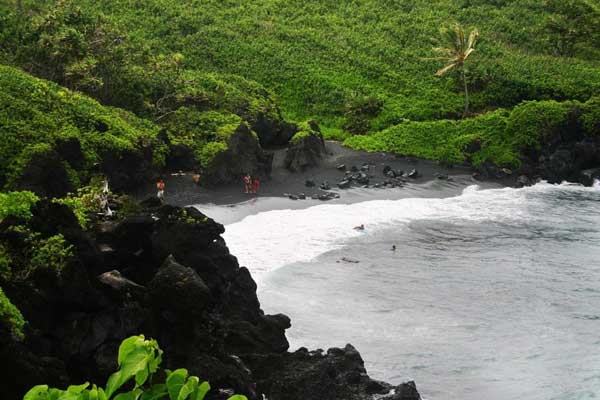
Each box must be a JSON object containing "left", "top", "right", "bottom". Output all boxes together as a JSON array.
[{"left": 222, "top": 182, "right": 599, "bottom": 282}]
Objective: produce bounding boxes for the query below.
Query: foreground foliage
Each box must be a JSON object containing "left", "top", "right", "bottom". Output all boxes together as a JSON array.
[{"left": 24, "top": 335, "right": 248, "bottom": 400}]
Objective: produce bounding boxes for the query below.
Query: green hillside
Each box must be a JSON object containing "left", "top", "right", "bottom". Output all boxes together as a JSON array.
[
  {"left": 1, "top": 0, "right": 599, "bottom": 171},
  {"left": 0, "top": 64, "right": 163, "bottom": 191}
]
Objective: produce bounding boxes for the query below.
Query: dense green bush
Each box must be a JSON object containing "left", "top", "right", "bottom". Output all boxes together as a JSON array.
[
  {"left": 53, "top": 178, "right": 110, "bottom": 228},
  {"left": 346, "top": 97, "right": 600, "bottom": 167},
  {"left": 290, "top": 121, "right": 322, "bottom": 144},
  {"left": 164, "top": 110, "right": 242, "bottom": 167},
  {"left": 345, "top": 109, "right": 511, "bottom": 165},
  {"left": 0, "top": 65, "right": 165, "bottom": 190},
  {"left": 504, "top": 100, "right": 576, "bottom": 147},
  {"left": 24, "top": 335, "right": 247, "bottom": 400},
  {"left": 0, "top": 287, "right": 25, "bottom": 340},
  {"left": 0, "top": 191, "right": 39, "bottom": 222},
  {"left": 581, "top": 97, "right": 600, "bottom": 136},
  {"left": 29, "top": 234, "right": 73, "bottom": 276}
]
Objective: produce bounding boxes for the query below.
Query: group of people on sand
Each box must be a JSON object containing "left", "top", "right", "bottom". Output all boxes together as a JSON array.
[
  {"left": 155, "top": 172, "right": 260, "bottom": 200},
  {"left": 243, "top": 174, "right": 260, "bottom": 194}
]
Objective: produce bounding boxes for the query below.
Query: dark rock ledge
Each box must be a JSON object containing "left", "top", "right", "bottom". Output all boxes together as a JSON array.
[{"left": 0, "top": 199, "right": 420, "bottom": 400}]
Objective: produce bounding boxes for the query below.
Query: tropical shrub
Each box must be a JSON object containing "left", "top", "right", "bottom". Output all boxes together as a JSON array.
[
  {"left": 23, "top": 335, "right": 248, "bottom": 400},
  {"left": 199, "top": 142, "right": 228, "bottom": 167},
  {"left": 0, "top": 65, "right": 163, "bottom": 191},
  {"left": 29, "top": 234, "right": 74, "bottom": 276},
  {"left": 581, "top": 97, "right": 600, "bottom": 136},
  {"left": 0, "top": 191, "right": 39, "bottom": 222},
  {"left": 346, "top": 96, "right": 600, "bottom": 167},
  {"left": 290, "top": 121, "right": 321, "bottom": 144},
  {"left": 53, "top": 178, "right": 107, "bottom": 228},
  {"left": 0, "top": 287, "right": 25, "bottom": 340}
]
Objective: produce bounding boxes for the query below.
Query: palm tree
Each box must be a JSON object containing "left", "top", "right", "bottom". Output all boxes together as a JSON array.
[{"left": 432, "top": 24, "right": 479, "bottom": 115}]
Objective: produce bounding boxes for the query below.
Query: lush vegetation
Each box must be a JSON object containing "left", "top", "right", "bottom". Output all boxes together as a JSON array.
[
  {"left": 5, "top": 0, "right": 595, "bottom": 127},
  {"left": 24, "top": 335, "right": 247, "bottom": 400},
  {"left": 0, "top": 64, "right": 164, "bottom": 190},
  {"left": 432, "top": 24, "right": 479, "bottom": 115},
  {"left": 0, "top": 191, "right": 74, "bottom": 341},
  {"left": 290, "top": 121, "right": 322, "bottom": 145},
  {"left": 0, "top": 191, "right": 39, "bottom": 222},
  {"left": 0, "top": 286, "right": 26, "bottom": 340},
  {"left": 0, "top": 0, "right": 599, "bottom": 176},
  {"left": 346, "top": 97, "right": 600, "bottom": 167}
]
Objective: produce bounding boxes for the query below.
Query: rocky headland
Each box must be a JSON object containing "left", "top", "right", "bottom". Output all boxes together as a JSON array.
[{"left": 0, "top": 198, "right": 420, "bottom": 400}]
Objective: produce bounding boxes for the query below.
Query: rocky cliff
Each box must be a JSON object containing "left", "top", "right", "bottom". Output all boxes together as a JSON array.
[{"left": 0, "top": 199, "right": 419, "bottom": 400}]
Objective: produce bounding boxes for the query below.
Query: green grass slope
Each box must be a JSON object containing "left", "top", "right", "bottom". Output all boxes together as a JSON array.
[
  {"left": 1, "top": 0, "right": 599, "bottom": 172},
  {"left": 84, "top": 0, "right": 600, "bottom": 130}
]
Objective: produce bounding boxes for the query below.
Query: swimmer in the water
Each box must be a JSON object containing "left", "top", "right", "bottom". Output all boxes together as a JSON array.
[{"left": 353, "top": 224, "right": 365, "bottom": 230}]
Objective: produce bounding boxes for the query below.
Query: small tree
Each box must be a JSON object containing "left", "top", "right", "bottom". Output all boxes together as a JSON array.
[{"left": 432, "top": 24, "right": 479, "bottom": 115}]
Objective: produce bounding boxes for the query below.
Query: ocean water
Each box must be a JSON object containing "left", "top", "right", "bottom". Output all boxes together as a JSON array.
[{"left": 220, "top": 182, "right": 600, "bottom": 400}]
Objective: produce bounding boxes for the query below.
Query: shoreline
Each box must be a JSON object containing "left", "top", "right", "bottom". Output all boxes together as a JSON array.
[{"left": 136, "top": 141, "right": 512, "bottom": 213}]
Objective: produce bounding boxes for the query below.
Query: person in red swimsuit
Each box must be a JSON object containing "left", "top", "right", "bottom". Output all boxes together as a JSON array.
[{"left": 252, "top": 176, "right": 260, "bottom": 194}]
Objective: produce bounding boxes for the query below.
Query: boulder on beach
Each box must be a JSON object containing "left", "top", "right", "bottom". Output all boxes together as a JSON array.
[
  {"left": 252, "top": 114, "right": 298, "bottom": 147},
  {"left": 202, "top": 123, "right": 273, "bottom": 186},
  {"left": 407, "top": 169, "right": 419, "bottom": 179},
  {"left": 356, "top": 173, "right": 369, "bottom": 185},
  {"left": 338, "top": 180, "right": 351, "bottom": 189},
  {"left": 284, "top": 120, "right": 327, "bottom": 172}
]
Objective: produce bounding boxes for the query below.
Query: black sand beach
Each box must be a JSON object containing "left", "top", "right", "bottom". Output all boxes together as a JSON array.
[{"left": 137, "top": 141, "right": 506, "bottom": 212}]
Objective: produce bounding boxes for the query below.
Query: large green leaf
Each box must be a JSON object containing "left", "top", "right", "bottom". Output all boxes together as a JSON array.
[
  {"left": 113, "top": 389, "right": 142, "bottom": 400},
  {"left": 193, "top": 382, "right": 210, "bottom": 400},
  {"left": 24, "top": 385, "right": 49, "bottom": 400},
  {"left": 226, "top": 396, "right": 248, "bottom": 400},
  {"left": 118, "top": 336, "right": 145, "bottom": 365},
  {"left": 66, "top": 384, "right": 90, "bottom": 394},
  {"left": 166, "top": 369, "right": 188, "bottom": 400},
  {"left": 87, "top": 385, "right": 109, "bottom": 400},
  {"left": 139, "top": 384, "right": 168, "bottom": 400},
  {"left": 105, "top": 335, "right": 162, "bottom": 398},
  {"left": 177, "top": 376, "right": 198, "bottom": 400}
]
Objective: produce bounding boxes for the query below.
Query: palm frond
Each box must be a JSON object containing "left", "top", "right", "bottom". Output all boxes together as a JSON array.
[
  {"left": 463, "top": 47, "right": 475, "bottom": 60},
  {"left": 467, "top": 29, "right": 478, "bottom": 50},
  {"left": 435, "top": 62, "right": 457, "bottom": 76}
]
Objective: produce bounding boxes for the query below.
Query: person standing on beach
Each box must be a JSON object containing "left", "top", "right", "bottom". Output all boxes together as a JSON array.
[
  {"left": 252, "top": 176, "right": 260, "bottom": 194},
  {"left": 192, "top": 173, "right": 201, "bottom": 185},
  {"left": 156, "top": 178, "right": 165, "bottom": 200},
  {"left": 243, "top": 174, "right": 251, "bottom": 193}
]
